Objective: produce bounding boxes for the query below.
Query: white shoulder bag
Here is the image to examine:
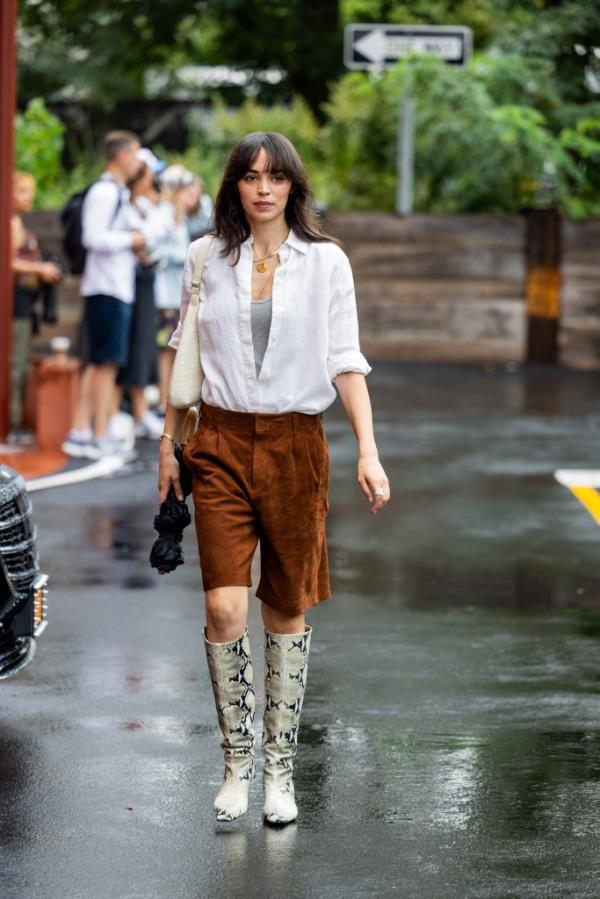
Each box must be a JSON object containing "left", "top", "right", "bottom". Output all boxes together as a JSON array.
[{"left": 168, "top": 235, "right": 213, "bottom": 409}]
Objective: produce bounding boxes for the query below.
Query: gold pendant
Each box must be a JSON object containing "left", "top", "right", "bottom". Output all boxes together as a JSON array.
[{"left": 256, "top": 261, "right": 267, "bottom": 273}]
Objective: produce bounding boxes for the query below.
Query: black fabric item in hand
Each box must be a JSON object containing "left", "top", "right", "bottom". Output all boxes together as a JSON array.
[
  {"left": 149, "top": 485, "right": 192, "bottom": 574},
  {"left": 174, "top": 443, "right": 193, "bottom": 498},
  {"left": 42, "top": 282, "right": 58, "bottom": 324}
]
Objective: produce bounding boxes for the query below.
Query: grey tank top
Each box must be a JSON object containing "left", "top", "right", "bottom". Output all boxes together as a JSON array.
[{"left": 251, "top": 298, "right": 272, "bottom": 376}]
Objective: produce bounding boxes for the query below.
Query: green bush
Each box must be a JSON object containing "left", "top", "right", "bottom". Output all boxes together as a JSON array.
[
  {"left": 15, "top": 98, "right": 65, "bottom": 202},
  {"left": 15, "top": 98, "right": 104, "bottom": 209},
  {"left": 322, "top": 55, "right": 597, "bottom": 216},
  {"left": 160, "top": 96, "right": 328, "bottom": 203},
  {"left": 16, "top": 65, "right": 600, "bottom": 217}
]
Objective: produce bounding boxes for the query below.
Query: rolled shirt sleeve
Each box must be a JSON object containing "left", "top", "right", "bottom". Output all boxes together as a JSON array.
[
  {"left": 167, "top": 242, "right": 194, "bottom": 351},
  {"left": 326, "top": 250, "right": 372, "bottom": 382}
]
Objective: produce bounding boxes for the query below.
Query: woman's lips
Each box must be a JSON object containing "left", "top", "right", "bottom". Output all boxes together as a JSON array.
[{"left": 254, "top": 202, "right": 273, "bottom": 209}]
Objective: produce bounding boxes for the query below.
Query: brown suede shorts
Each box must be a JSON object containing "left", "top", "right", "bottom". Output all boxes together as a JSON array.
[{"left": 183, "top": 401, "right": 331, "bottom": 615}]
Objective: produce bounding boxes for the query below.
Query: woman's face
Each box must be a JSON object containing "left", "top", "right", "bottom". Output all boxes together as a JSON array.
[
  {"left": 237, "top": 148, "right": 292, "bottom": 227},
  {"left": 14, "top": 179, "right": 35, "bottom": 214},
  {"left": 181, "top": 184, "right": 200, "bottom": 216},
  {"left": 129, "top": 164, "right": 154, "bottom": 197}
]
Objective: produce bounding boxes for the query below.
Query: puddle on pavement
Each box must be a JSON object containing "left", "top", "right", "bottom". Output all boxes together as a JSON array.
[
  {"left": 43, "top": 504, "right": 166, "bottom": 590},
  {"left": 295, "top": 724, "right": 600, "bottom": 838}
]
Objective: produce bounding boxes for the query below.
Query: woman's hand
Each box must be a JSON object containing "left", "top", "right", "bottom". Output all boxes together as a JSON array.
[
  {"left": 358, "top": 452, "right": 390, "bottom": 515},
  {"left": 39, "top": 262, "right": 61, "bottom": 283},
  {"left": 158, "top": 445, "right": 184, "bottom": 504}
]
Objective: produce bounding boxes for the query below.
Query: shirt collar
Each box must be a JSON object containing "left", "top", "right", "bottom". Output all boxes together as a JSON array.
[
  {"left": 285, "top": 228, "right": 309, "bottom": 254},
  {"left": 241, "top": 227, "right": 309, "bottom": 256}
]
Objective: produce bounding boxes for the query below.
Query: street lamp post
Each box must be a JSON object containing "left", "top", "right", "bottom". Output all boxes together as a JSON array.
[{"left": 0, "top": 0, "right": 17, "bottom": 442}]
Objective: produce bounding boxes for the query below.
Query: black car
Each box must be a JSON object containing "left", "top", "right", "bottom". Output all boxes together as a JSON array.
[{"left": 0, "top": 465, "right": 48, "bottom": 678}]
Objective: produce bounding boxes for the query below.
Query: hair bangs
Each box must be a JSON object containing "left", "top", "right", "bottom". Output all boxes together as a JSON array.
[
  {"left": 231, "top": 133, "right": 298, "bottom": 182},
  {"left": 212, "top": 131, "right": 338, "bottom": 262}
]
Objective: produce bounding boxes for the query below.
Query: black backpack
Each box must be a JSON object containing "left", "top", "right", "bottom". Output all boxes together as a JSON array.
[{"left": 60, "top": 180, "right": 122, "bottom": 275}]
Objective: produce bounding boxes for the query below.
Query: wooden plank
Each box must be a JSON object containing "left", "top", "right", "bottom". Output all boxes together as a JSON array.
[{"left": 361, "top": 338, "right": 523, "bottom": 364}]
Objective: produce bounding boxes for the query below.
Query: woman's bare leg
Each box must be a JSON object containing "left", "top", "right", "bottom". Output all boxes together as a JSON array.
[
  {"left": 71, "top": 365, "right": 94, "bottom": 432},
  {"left": 261, "top": 603, "right": 305, "bottom": 635},
  {"left": 205, "top": 585, "right": 249, "bottom": 641},
  {"left": 129, "top": 385, "right": 148, "bottom": 421}
]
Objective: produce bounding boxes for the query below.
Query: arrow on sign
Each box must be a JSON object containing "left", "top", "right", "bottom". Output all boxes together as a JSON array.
[
  {"left": 354, "top": 29, "right": 388, "bottom": 64},
  {"left": 345, "top": 24, "right": 473, "bottom": 69}
]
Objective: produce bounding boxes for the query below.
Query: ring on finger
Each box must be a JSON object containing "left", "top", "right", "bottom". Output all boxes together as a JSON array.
[{"left": 374, "top": 487, "right": 386, "bottom": 497}]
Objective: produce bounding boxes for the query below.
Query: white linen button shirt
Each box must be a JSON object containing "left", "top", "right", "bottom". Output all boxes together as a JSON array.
[{"left": 168, "top": 229, "right": 371, "bottom": 414}]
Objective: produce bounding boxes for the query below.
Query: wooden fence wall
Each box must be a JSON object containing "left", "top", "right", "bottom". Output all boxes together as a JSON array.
[
  {"left": 26, "top": 210, "right": 600, "bottom": 369},
  {"left": 560, "top": 218, "right": 600, "bottom": 370},
  {"left": 326, "top": 212, "right": 526, "bottom": 365}
]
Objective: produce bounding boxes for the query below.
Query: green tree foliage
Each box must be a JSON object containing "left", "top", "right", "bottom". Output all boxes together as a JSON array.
[
  {"left": 19, "top": 0, "right": 600, "bottom": 116},
  {"left": 15, "top": 99, "right": 105, "bottom": 210},
  {"left": 18, "top": 0, "right": 341, "bottom": 114},
  {"left": 17, "top": 1, "right": 600, "bottom": 215},
  {"left": 160, "top": 96, "right": 327, "bottom": 200},
  {"left": 14, "top": 99, "right": 65, "bottom": 199},
  {"left": 18, "top": 0, "right": 206, "bottom": 105},
  {"left": 192, "top": 0, "right": 342, "bottom": 116},
  {"left": 322, "top": 55, "right": 599, "bottom": 215}
]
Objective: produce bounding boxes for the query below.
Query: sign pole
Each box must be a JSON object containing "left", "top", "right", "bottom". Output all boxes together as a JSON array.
[
  {"left": 345, "top": 25, "right": 472, "bottom": 217},
  {"left": 0, "top": 0, "right": 18, "bottom": 442},
  {"left": 397, "top": 94, "right": 414, "bottom": 215}
]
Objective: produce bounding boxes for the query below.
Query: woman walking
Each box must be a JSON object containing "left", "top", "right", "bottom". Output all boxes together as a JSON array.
[{"left": 158, "top": 132, "right": 390, "bottom": 826}]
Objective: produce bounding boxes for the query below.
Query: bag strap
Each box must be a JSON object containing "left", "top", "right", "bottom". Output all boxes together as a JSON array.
[
  {"left": 190, "top": 235, "right": 213, "bottom": 306},
  {"left": 102, "top": 177, "right": 124, "bottom": 228}
]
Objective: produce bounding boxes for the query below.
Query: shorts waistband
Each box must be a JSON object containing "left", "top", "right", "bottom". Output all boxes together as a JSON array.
[{"left": 200, "top": 401, "right": 322, "bottom": 433}]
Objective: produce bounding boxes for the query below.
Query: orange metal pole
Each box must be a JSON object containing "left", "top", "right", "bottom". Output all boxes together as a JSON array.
[{"left": 0, "top": 0, "right": 17, "bottom": 441}]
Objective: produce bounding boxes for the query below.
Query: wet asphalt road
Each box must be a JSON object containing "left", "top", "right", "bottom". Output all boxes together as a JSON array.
[{"left": 2, "top": 363, "right": 600, "bottom": 899}]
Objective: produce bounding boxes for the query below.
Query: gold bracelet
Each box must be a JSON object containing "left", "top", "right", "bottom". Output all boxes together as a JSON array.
[{"left": 159, "top": 432, "right": 177, "bottom": 446}]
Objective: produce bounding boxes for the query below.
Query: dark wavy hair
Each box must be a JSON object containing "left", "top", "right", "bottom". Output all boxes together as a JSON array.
[{"left": 212, "top": 131, "right": 337, "bottom": 263}]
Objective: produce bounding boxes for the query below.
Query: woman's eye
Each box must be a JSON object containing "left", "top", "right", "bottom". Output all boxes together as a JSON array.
[{"left": 244, "top": 174, "right": 256, "bottom": 182}]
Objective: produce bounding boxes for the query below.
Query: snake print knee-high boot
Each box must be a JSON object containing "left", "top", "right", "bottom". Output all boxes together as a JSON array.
[
  {"left": 203, "top": 626, "right": 256, "bottom": 822},
  {"left": 262, "top": 624, "right": 312, "bottom": 825}
]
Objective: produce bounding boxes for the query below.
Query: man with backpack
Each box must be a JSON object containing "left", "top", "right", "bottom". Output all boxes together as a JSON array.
[{"left": 62, "top": 130, "right": 148, "bottom": 458}]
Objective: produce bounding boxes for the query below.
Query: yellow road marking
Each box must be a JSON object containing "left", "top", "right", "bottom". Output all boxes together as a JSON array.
[
  {"left": 554, "top": 471, "right": 600, "bottom": 527},
  {"left": 569, "top": 486, "right": 600, "bottom": 527}
]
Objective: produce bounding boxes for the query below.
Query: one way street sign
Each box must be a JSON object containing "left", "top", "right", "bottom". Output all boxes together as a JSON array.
[{"left": 344, "top": 24, "right": 473, "bottom": 69}]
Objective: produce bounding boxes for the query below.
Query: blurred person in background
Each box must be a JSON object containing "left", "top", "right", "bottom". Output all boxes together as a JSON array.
[
  {"left": 10, "top": 172, "right": 61, "bottom": 437},
  {"left": 153, "top": 165, "right": 198, "bottom": 410},
  {"left": 116, "top": 149, "right": 167, "bottom": 440},
  {"left": 63, "top": 134, "right": 176, "bottom": 458},
  {"left": 186, "top": 175, "right": 214, "bottom": 240},
  {"left": 62, "top": 130, "right": 147, "bottom": 458}
]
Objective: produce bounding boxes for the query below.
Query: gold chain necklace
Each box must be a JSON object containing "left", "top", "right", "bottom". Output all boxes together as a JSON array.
[
  {"left": 252, "top": 268, "right": 275, "bottom": 300},
  {"left": 252, "top": 232, "right": 289, "bottom": 273}
]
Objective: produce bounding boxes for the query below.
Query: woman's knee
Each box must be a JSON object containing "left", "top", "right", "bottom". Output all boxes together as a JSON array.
[{"left": 205, "top": 586, "right": 247, "bottom": 637}]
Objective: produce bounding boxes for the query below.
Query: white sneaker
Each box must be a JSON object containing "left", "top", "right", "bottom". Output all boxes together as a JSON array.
[
  {"left": 92, "top": 438, "right": 118, "bottom": 458},
  {"left": 93, "top": 436, "right": 138, "bottom": 459},
  {"left": 61, "top": 431, "right": 100, "bottom": 460},
  {"left": 108, "top": 411, "right": 136, "bottom": 452},
  {"left": 134, "top": 411, "right": 164, "bottom": 440}
]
